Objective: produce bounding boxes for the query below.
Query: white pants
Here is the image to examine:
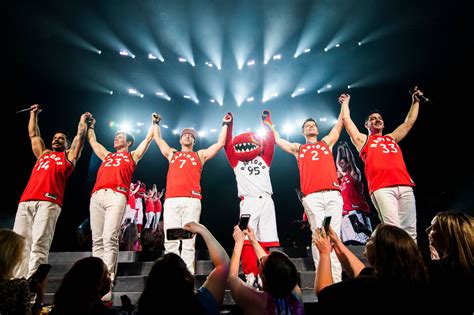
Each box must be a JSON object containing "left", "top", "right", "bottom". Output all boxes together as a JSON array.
[
  {"left": 144, "top": 212, "right": 154, "bottom": 229},
  {"left": 302, "top": 190, "right": 343, "bottom": 283},
  {"left": 341, "top": 210, "right": 372, "bottom": 244},
  {"left": 240, "top": 195, "right": 279, "bottom": 243},
  {"left": 90, "top": 189, "right": 127, "bottom": 281},
  {"left": 135, "top": 198, "right": 144, "bottom": 225},
  {"left": 13, "top": 200, "right": 61, "bottom": 278},
  {"left": 371, "top": 186, "right": 417, "bottom": 240},
  {"left": 153, "top": 212, "right": 161, "bottom": 230},
  {"left": 163, "top": 197, "right": 201, "bottom": 274},
  {"left": 122, "top": 204, "right": 137, "bottom": 224}
]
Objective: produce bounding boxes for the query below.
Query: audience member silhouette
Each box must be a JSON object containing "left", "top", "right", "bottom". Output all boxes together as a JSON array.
[
  {"left": 135, "top": 222, "right": 229, "bottom": 314},
  {"left": 426, "top": 211, "right": 474, "bottom": 312},
  {"left": 0, "top": 229, "right": 46, "bottom": 315},
  {"left": 228, "top": 226, "right": 304, "bottom": 315}
]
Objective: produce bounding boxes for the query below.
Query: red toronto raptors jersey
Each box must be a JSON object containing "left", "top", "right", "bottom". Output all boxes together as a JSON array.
[
  {"left": 127, "top": 191, "right": 136, "bottom": 209},
  {"left": 153, "top": 199, "right": 162, "bottom": 213},
  {"left": 20, "top": 151, "right": 74, "bottom": 207},
  {"left": 145, "top": 197, "right": 155, "bottom": 213},
  {"left": 360, "top": 135, "right": 415, "bottom": 194},
  {"left": 297, "top": 141, "right": 340, "bottom": 196},
  {"left": 339, "top": 174, "right": 370, "bottom": 215},
  {"left": 92, "top": 151, "right": 136, "bottom": 196},
  {"left": 165, "top": 151, "right": 202, "bottom": 199}
]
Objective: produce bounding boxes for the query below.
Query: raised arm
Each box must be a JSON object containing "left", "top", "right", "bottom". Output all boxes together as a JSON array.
[
  {"left": 327, "top": 226, "right": 365, "bottom": 278},
  {"left": 227, "top": 226, "right": 262, "bottom": 309},
  {"left": 198, "top": 114, "right": 232, "bottom": 164},
  {"left": 340, "top": 93, "right": 367, "bottom": 152},
  {"left": 344, "top": 144, "right": 361, "bottom": 182},
  {"left": 223, "top": 112, "right": 238, "bottom": 167},
  {"left": 313, "top": 228, "right": 334, "bottom": 294},
  {"left": 87, "top": 117, "right": 110, "bottom": 161},
  {"left": 66, "top": 112, "right": 91, "bottom": 166},
  {"left": 388, "top": 87, "right": 422, "bottom": 142},
  {"left": 28, "top": 104, "right": 46, "bottom": 158},
  {"left": 274, "top": 130, "right": 300, "bottom": 158},
  {"left": 335, "top": 144, "right": 344, "bottom": 173},
  {"left": 322, "top": 112, "right": 343, "bottom": 149},
  {"left": 184, "top": 222, "right": 230, "bottom": 305},
  {"left": 131, "top": 113, "right": 156, "bottom": 163},
  {"left": 261, "top": 110, "right": 276, "bottom": 165},
  {"left": 152, "top": 113, "right": 174, "bottom": 160},
  {"left": 245, "top": 227, "right": 268, "bottom": 260}
]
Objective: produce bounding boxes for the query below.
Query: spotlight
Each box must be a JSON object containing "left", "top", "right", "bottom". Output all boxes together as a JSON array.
[
  {"left": 162, "top": 124, "right": 169, "bottom": 129},
  {"left": 247, "top": 60, "right": 255, "bottom": 66},
  {"left": 324, "top": 48, "right": 329, "bottom": 52},
  {"left": 178, "top": 57, "right": 187, "bottom": 63},
  {"left": 109, "top": 90, "right": 114, "bottom": 95},
  {"left": 148, "top": 53, "right": 157, "bottom": 59},
  {"left": 246, "top": 96, "right": 254, "bottom": 102},
  {"left": 272, "top": 54, "right": 281, "bottom": 60},
  {"left": 358, "top": 42, "right": 362, "bottom": 46},
  {"left": 97, "top": 50, "right": 102, "bottom": 55},
  {"left": 347, "top": 85, "right": 351, "bottom": 89},
  {"left": 335, "top": 43, "right": 340, "bottom": 48},
  {"left": 303, "top": 48, "right": 311, "bottom": 53},
  {"left": 326, "top": 84, "right": 332, "bottom": 89}
]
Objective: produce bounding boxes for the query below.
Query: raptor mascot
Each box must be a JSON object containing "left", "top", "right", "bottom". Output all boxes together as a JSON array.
[{"left": 224, "top": 110, "right": 280, "bottom": 287}]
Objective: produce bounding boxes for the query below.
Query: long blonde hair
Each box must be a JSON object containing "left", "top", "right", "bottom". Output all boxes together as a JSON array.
[
  {"left": 434, "top": 212, "right": 474, "bottom": 277},
  {"left": 0, "top": 229, "right": 25, "bottom": 280}
]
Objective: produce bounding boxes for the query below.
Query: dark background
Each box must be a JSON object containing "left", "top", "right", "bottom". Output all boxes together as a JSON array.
[{"left": 5, "top": 0, "right": 471, "bottom": 258}]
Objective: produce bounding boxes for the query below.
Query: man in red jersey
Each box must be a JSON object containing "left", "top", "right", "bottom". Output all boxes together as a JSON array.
[
  {"left": 340, "top": 88, "right": 424, "bottom": 240},
  {"left": 87, "top": 113, "right": 157, "bottom": 287},
  {"left": 153, "top": 113, "right": 231, "bottom": 274},
  {"left": 336, "top": 142, "right": 372, "bottom": 244},
  {"left": 13, "top": 104, "right": 91, "bottom": 278},
  {"left": 274, "top": 97, "right": 344, "bottom": 283}
]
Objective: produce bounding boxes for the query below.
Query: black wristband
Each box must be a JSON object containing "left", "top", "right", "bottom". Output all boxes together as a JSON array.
[
  {"left": 222, "top": 121, "right": 230, "bottom": 126},
  {"left": 153, "top": 121, "right": 160, "bottom": 125}
]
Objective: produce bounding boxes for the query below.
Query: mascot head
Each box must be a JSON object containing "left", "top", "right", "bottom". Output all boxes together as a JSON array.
[{"left": 232, "top": 132, "right": 263, "bottom": 161}]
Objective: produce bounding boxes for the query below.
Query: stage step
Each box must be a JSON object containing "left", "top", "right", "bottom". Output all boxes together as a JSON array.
[{"left": 43, "top": 245, "right": 366, "bottom": 307}]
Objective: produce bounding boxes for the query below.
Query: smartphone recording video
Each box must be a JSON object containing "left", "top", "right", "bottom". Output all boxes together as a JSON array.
[
  {"left": 238, "top": 214, "right": 251, "bottom": 230},
  {"left": 166, "top": 228, "right": 194, "bottom": 240},
  {"left": 322, "top": 216, "right": 332, "bottom": 234}
]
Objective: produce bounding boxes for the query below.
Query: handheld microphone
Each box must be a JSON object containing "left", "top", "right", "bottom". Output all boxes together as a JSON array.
[
  {"left": 16, "top": 104, "right": 43, "bottom": 114},
  {"left": 409, "top": 89, "right": 430, "bottom": 102}
]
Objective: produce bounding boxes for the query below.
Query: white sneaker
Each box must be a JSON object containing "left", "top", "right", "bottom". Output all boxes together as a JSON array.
[
  {"left": 256, "top": 275, "right": 263, "bottom": 290},
  {"left": 245, "top": 273, "right": 255, "bottom": 286}
]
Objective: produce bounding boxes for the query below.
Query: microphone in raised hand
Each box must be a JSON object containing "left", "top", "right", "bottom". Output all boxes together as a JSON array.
[
  {"left": 409, "top": 87, "right": 430, "bottom": 102},
  {"left": 16, "top": 104, "right": 43, "bottom": 114}
]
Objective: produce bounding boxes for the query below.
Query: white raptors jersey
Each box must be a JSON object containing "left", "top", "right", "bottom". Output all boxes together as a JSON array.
[{"left": 234, "top": 156, "right": 273, "bottom": 197}]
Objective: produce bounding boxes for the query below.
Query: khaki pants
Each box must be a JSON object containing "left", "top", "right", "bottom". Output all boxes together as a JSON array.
[
  {"left": 90, "top": 189, "right": 127, "bottom": 281},
  {"left": 163, "top": 197, "right": 201, "bottom": 274},
  {"left": 13, "top": 200, "right": 61, "bottom": 278}
]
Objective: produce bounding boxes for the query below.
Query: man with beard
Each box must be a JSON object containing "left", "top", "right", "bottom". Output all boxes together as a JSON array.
[
  {"left": 153, "top": 113, "right": 231, "bottom": 274},
  {"left": 340, "top": 88, "right": 424, "bottom": 240},
  {"left": 14, "top": 104, "right": 91, "bottom": 278}
]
